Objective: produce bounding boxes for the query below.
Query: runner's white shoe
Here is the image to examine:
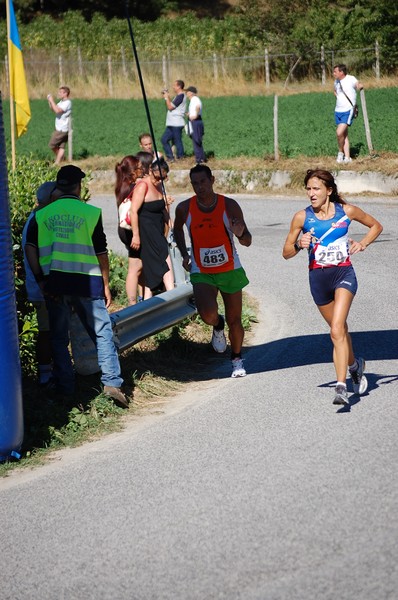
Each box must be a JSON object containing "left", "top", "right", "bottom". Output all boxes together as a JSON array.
[
  {"left": 350, "top": 357, "right": 368, "bottom": 395},
  {"left": 231, "top": 357, "right": 246, "bottom": 378},
  {"left": 211, "top": 325, "right": 227, "bottom": 353},
  {"left": 336, "top": 152, "right": 344, "bottom": 163},
  {"left": 343, "top": 156, "right": 352, "bottom": 163},
  {"left": 333, "top": 383, "right": 349, "bottom": 405}
]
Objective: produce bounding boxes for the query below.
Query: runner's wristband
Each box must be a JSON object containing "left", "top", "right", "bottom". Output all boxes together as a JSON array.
[{"left": 294, "top": 241, "right": 302, "bottom": 252}]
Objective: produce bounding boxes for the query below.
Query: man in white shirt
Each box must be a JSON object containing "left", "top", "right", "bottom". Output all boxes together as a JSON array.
[
  {"left": 161, "top": 80, "right": 186, "bottom": 161},
  {"left": 47, "top": 86, "right": 72, "bottom": 165},
  {"left": 186, "top": 86, "right": 206, "bottom": 165},
  {"left": 333, "top": 64, "right": 363, "bottom": 164}
]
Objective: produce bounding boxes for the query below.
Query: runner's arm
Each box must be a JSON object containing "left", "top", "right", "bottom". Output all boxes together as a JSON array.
[
  {"left": 344, "top": 204, "right": 383, "bottom": 254},
  {"left": 173, "top": 201, "right": 191, "bottom": 270},
  {"left": 225, "top": 197, "right": 252, "bottom": 247},
  {"left": 282, "top": 210, "right": 307, "bottom": 259}
]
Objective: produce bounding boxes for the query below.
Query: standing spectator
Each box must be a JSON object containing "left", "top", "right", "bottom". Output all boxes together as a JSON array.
[
  {"left": 161, "top": 80, "right": 186, "bottom": 162},
  {"left": 115, "top": 155, "right": 144, "bottom": 305},
  {"left": 138, "top": 133, "right": 162, "bottom": 159},
  {"left": 173, "top": 165, "right": 252, "bottom": 378},
  {"left": 130, "top": 158, "right": 174, "bottom": 296},
  {"left": 47, "top": 86, "right": 72, "bottom": 165},
  {"left": 333, "top": 64, "right": 363, "bottom": 164},
  {"left": 186, "top": 86, "right": 206, "bottom": 165},
  {"left": 25, "top": 165, "right": 129, "bottom": 408},
  {"left": 22, "top": 182, "right": 58, "bottom": 386}
]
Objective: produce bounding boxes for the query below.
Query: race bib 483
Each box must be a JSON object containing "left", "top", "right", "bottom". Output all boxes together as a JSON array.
[{"left": 199, "top": 245, "right": 229, "bottom": 268}]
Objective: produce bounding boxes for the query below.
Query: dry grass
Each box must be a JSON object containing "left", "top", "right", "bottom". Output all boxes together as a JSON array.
[
  {"left": 4, "top": 70, "right": 398, "bottom": 101},
  {"left": 84, "top": 151, "right": 398, "bottom": 197}
]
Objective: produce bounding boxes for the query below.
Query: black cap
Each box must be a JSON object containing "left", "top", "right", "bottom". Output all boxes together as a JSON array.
[
  {"left": 56, "top": 165, "right": 86, "bottom": 187},
  {"left": 186, "top": 86, "right": 197, "bottom": 94}
]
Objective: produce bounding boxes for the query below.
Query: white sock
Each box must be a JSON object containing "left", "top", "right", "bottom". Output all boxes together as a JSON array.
[{"left": 336, "top": 381, "right": 347, "bottom": 388}]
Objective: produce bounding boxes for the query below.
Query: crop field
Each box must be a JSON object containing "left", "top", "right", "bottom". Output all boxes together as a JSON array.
[{"left": 3, "top": 87, "right": 398, "bottom": 162}]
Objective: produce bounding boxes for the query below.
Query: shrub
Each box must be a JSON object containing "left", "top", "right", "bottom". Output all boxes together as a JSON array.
[
  {"left": 8, "top": 157, "right": 93, "bottom": 377},
  {"left": 8, "top": 158, "right": 58, "bottom": 376}
]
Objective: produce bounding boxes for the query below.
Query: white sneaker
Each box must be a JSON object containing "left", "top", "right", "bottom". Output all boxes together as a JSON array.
[
  {"left": 343, "top": 156, "right": 352, "bottom": 163},
  {"left": 336, "top": 152, "right": 344, "bottom": 163},
  {"left": 349, "top": 357, "right": 368, "bottom": 395},
  {"left": 211, "top": 326, "right": 227, "bottom": 353},
  {"left": 231, "top": 357, "right": 246, "bottom": 378},
  {"left": 333, "top": 384, "right": 349, "bottom": 405}
]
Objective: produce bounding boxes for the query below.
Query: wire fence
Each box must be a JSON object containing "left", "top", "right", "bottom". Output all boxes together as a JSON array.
[{"left": 2, "top": 43, "right": 382, "bottom": 97}]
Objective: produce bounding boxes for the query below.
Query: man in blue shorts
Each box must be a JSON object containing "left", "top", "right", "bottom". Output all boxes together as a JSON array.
[
  {"left": 173, "top": 165, "right": 252, "bottom": 378},
  {"left": 333, "top": 64, "right": 363, "bottom": 164}
]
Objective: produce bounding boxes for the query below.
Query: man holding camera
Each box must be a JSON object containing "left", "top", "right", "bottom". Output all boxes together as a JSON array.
[
  {"left": 161, "top": 80, "right": 186, "bottom": 162},
  {"left": 47, "top": 86, "right": 72, "bottom": 165}
]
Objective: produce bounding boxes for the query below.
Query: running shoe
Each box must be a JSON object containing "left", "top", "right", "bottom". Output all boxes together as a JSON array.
[
  {"left": 350, "top": 357, "right": 368, "bottom": 395},
  {"left": 343, "top": 156, "right": 352, "bottom": 163},
  {"left": 231, "top": 357, "right": 246, "bottom": 378},
  {"left": 211, "top": 322, "right": 227, "bottom": 353},
  {"left": 336, "top": 152, "right": 344, "bottom": 163},
  {"left": 333, "top": 384, "right": 349, "bottom": 405}
]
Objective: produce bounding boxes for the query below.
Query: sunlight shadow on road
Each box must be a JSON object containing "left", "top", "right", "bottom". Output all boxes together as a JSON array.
[{"left": 245, "top": 329, "right": 398, "bottom": 373}]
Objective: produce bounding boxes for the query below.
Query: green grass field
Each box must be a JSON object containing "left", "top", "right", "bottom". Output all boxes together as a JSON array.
[{"left": 3, "top": 88, "right": 398, "bottom": 161}]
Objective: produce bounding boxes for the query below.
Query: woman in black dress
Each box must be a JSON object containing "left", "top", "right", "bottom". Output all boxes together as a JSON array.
[{"left": 130, "top": 158, "right": 174, "bottom": 295}]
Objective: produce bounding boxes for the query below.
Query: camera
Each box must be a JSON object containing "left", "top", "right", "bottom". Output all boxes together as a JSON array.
[{"left": 162, "top": 89, "right": 168, "bottom": 94}]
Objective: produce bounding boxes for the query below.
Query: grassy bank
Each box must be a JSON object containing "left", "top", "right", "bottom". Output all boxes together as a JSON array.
[
  {"left": 0, "top": 293, "right": 258, "bottom": 477},
  {"left": 4, "top": 88, "right": 398, "bottom": 166}
]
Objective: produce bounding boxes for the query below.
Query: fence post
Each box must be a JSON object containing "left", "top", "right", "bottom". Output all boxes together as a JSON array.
[
  {"left": 77, "top": 47, "right": 83, "bottom": 78},
  {"left": 162, "top": 54, "right": 168, "bottom": 87},
  {"left": 375, "top": 40, "right": 380, "bottom": 80},
  {"left": 121, "top": 46, "right": 128, "bottom": 78},
  {"left": 108, "top": 55, "right": 113, "bottom": 96},
  {"left": 58, "top": 55, "right": 63, "bottom": 86},
  {"left": 284, "top": 56, "right": 301, "bottom": 89},
  {"left": 221, "top": 54, "right": 227, "bottom": 78},
  {"left": 273, "top": 95, "right": 279, "bottom": 161},
  {"left": 213, "top": 53, "right": 218, "bottom": 81},
  {"left": 321, "top": 45, "right": 326, "bottom": 85},
  {"left": 264, "top": 48, "right": 270, "bottom": 89},
  {"left": 360, "top": 88, "right": 374, "bottom": 154},
  {"left": 68, "top": 115, "right": 73, "bottom": 161}
]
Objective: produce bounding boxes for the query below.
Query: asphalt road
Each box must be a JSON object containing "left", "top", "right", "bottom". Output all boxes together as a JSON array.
[{"left": 1, "top": 193, "right": 397, "bottom": 600}]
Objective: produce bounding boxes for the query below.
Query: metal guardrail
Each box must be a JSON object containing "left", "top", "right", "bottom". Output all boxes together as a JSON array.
[
  {"left": 111, "top": 283, "right": 196, "bottom": 352},
  {"left": 71, "top": 244, "right": 197, "bottom": 374},
  {"left": 111, "top": 244, "right": 195, "bottom": 352}
]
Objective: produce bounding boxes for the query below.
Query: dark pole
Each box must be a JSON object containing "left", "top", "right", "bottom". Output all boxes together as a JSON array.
[{"left": 125, "top": 4, "right": 167, "bottom": 198}]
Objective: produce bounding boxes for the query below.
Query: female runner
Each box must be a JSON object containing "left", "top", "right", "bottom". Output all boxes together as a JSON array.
[{"left": 282, "top": 169, "right": 383, "bottom": 405}]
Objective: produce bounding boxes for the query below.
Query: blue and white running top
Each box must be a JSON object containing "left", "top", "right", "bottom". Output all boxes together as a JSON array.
[{"left": 303, "top": 203, "right": 352, "bottom": 270}]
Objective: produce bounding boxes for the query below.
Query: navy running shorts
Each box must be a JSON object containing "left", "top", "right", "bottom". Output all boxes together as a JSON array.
[{"left": 309, "top": 265, "right": 358, "bottom": 306}]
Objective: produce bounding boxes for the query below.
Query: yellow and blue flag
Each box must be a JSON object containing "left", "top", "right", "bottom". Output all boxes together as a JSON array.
[{"left": 8, "top": 0, "right": 31, "bottom": 137}]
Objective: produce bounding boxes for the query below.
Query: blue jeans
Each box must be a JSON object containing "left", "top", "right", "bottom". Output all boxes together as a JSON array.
[
  {"left": 46, "top": 295, "right": 123, "bottom": 394},
  {"left": 191, "top": 119, "right": 205, "bottom": 163},
  {"left": 161, "top": 126, "right": 184, "bottom": 159}
]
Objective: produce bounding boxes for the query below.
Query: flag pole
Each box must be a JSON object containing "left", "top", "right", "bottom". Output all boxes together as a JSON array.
[{"left": 6, "top": 0, "right": 16, "bottom": 171}]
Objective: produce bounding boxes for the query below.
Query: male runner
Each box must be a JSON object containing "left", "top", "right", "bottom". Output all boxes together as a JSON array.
[{"left": 173, "top": 164, "right": 252, "bottom": 377}]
